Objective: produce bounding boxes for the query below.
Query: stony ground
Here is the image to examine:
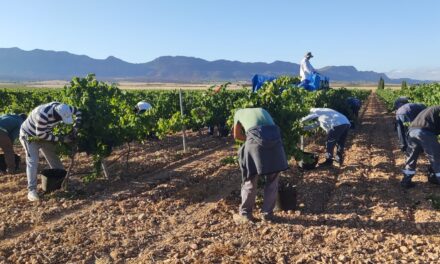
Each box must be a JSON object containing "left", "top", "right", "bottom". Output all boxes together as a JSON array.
[{"left": 0, "top": 93, "right": 440, "bottom": 264}]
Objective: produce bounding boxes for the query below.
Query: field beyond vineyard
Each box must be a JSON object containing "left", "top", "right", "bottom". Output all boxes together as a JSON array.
[{"left": 1, "top": 91, "right": 440, "bottom": 263}]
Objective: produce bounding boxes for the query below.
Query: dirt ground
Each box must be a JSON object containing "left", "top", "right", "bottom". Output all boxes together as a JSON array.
[{"left": 1, "top": 93, "right": 440, "bottom": 263}]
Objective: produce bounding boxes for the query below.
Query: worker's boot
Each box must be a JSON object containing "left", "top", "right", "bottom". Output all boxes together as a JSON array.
[
  {"left": 319, "top": 158, "right": 333, "bottom": 167},
  {"left": 400, "top": 174, "right": 416, "bottom": 189},
  {"left": 335, "top": 152, "right": 344, "bottom": 166},
  {"left": 427, "top": 167, "right": 440, "bottom": 185}
]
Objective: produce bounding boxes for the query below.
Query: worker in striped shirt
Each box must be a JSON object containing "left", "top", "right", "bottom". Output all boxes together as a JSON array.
[{"left": 19, "top": 102, "right": 81, "bottom": 201}]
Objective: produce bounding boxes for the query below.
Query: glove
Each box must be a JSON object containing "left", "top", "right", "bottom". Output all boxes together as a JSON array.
[{"left": 62, "top": 135, "right": 74, "bottom": 143}]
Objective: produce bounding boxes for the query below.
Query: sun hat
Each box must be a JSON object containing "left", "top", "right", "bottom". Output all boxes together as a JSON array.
[{"left": 54, "top": 104, "right": 74, "bottom": 124}]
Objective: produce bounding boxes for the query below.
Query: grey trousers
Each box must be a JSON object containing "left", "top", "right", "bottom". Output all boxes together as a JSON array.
[
  {"left": 19, "top": 134, "right": 64, "bottom": 191},
  {"left": 325, "top": 124, "right": 350, "bottom": 159},
  {"left": 239, "top": 173, "right": 279, "bottom": 216},
  {"left": 404, "top": 128, "right": 440, "bottom": 177}
]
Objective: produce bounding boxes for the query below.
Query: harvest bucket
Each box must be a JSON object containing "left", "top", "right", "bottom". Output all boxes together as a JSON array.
[
  {"left": 276, "top": 183, "right": 297, "bottom": 211},
  {"left": 0, "top": 154, "right": 21, "bottom": 172},
  {"left": 296, "top": 151, "right": 319, "bottom": 170},
  {"left": 41, "top": 169, "right": 67, "bottom": 193}
]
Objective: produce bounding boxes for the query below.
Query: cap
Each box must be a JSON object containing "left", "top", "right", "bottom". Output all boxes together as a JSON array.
[
  {"left": 305, "top": 52, "right": 313, "bottom": 58},
  {"left": 137, "top": 101, "right": 152, "bottom": 112},
  {"left": 55, "top": 104, "right": 74, "bottom": 124}
]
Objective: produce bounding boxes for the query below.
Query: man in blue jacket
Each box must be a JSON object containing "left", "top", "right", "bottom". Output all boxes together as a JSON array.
[
  {"left": 0, "top": 114, "right": 26, "bottom": 173},
  {"left": 395, "top": 103, "right": 426, "bottom": 152},
  {"left": 402, "top": 106, "right": 440, "bottom": 188}
]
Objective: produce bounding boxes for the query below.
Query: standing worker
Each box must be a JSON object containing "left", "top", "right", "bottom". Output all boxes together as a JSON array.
[
  {"left": 299, "top": 52, "right": 317, "bottom": 88},
  {"left": 233, "top": 108, "right": 288, "bottom": 223},
  {"left": 301, "top": 108, "right": 351, "bottom": 167},
  {"left": 0, "top": 113, "right": 27, "bottom": 174},
  {"left": 20, "top": 102, "right": 81, "bottom": 201},
  {"left": 401, "top": 106, "right": 440, "bottom": 188},
  {"left": 395, "top": 103, "right": 426, "bottom": 152}
]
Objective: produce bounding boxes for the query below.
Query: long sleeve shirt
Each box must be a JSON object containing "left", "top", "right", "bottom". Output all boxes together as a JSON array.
[
  {"left": 301, "top": 108, "right": 350, "bottom": 132},
  {"left": 20, "top": 102, "right": 82, "bottom": 141},
  {"left": 410, "top": 106, "right": 440, "bottom": 135},
  {"left": 300, "top": 57, "right": 315, "bottom": 81},
  {"left": 396, "top": 103, "right": 426, "bottom": 122}
]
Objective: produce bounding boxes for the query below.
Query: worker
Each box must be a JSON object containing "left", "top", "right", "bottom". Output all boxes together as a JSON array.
[
  {"left": 208, "top": 85, "right": 229, "bottom": 137},
  {"left": 401, "top": 106, "right": 440, "bottom": 188},
  {"left": 20, "top": 102, "right": 81, "bottom": 201},
  {"left": 232, "top": 108, "right": 288, "bottom": 223},
  {"left": 0, "top": 113, "right": 27, "bottom": 173},
  {"left": 299, "top": 52, "right": 317, "bottom": 89},
  {"left": 134, "top": 101, "right": 152, "bottom": 114},
  {"left": 394, "top": 96, "right": 410, "bottom": 110},
  {"left": 346, "top": 97, "right": 362, "bottom": 118},
  {"left": 395, "top": 103, "right": 426, "bottom": 152},
  {"left": 301, "top": 108, "right": 351, "bottom": 167}
]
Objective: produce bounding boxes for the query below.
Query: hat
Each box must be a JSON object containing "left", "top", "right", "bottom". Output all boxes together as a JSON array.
[
  {"left": 305, "top": 52, "right": 313, "bottom": 58},
  {"left": 54, "top": 104, "right": 74, "bottom": 124},
  {"left": 137, "top": 101, "right": 152, "bottom": 112}
]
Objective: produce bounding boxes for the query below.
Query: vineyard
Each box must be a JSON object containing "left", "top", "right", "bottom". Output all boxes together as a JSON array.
[
  {"left": 377, "top": 82, "right": 440, "bottom": 110},
  {"left": 1, "top": 76, "right": 440, "bottom": 263}
]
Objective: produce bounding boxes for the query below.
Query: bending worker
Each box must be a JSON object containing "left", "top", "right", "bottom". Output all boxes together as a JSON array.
[
  {"left": 0, "top": 113, "right": 27, "bottom": 173},
  {"left": 402, "top": 106, "right": 440, "bottom": 188},
  {"left": 395, "top": 103, "right": 426, "bottom": 152},
  {"left": 233, "top": 107, "right": 288, "bottom": 223},
  {"left": 20, "top": 102, "right": 81, "bottom": 201},
  {"left": 301, "top": 108, "right": 351, "bottom": 167}
]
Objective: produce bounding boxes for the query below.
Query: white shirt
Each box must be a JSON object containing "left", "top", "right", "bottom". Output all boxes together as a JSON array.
[
  {"left": 137, "top": 101, "right": 152, "bottom": 111},
  {"left": 301, "top": 108, "right": 350, "bottom": 132},
  {"left": 300, "top": 57, "right": 315, "bottom": 81}
]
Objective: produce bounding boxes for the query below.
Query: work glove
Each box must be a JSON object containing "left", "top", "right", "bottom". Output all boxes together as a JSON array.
[{"left": 62, "top": 135, "right": 74, "bottom": 143}]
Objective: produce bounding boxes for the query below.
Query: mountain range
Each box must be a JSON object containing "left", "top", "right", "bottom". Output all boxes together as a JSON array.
[{"left": 0, "top": 47, "right": 419, "bottom": 83}]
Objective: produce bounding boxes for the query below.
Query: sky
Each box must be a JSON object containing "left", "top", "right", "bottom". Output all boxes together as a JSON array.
[{"left": 1, "top": 0, "right": 439, "bottom": 80}]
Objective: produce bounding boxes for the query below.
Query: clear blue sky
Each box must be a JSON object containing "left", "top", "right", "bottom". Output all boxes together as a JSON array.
[{"left": 1, "top": 0, "right": 439, "bottom": 79}]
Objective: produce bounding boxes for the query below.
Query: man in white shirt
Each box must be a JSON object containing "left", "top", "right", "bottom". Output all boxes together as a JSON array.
[
  {"left": 299, "top": 52, "right": 316, "bottom": 83},
  {"left": 301, "top": 108, "right": 351, "bottom": 167}
]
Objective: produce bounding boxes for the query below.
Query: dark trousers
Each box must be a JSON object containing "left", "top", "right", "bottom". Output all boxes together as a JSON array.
[
  {"left": 404, "top": 128, "right": 440, "bottom": 176},
  {"left": 0, "top": 130, "right": 15, "bottom": 173},
  {"left": 325, "top": 124, "right": 350, "bottom": 160},
  {"left": 396, "top": 114, "right": 410, "bottom": 150}
]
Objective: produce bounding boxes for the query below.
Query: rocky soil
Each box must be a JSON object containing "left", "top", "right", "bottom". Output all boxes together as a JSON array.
[{"left": 1, "top": 93, "right": 439, "bottom": 263}]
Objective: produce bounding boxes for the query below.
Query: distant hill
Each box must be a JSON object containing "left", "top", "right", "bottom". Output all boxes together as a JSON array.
[{"left": 0, "top": 47, "right": 421, "bottom": 83}]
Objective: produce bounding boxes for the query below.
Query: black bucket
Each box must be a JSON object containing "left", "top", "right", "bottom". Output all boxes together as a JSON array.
[
  {"left": 41, "top": 169, "right": 67, "bottom": 193},
  {"left": 0, "top": 154, "right": 21, "bottom": 172},
  {"left": 276, "top": 183, "right": 297, "bottom": 211},
  {"left": 296, "top": 151, "right": 319, "bottom": 170}
]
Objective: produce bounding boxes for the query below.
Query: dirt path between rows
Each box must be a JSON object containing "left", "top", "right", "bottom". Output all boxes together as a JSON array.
[{"left": 1, "top": 92, "right": 440, "bottom": 263}]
